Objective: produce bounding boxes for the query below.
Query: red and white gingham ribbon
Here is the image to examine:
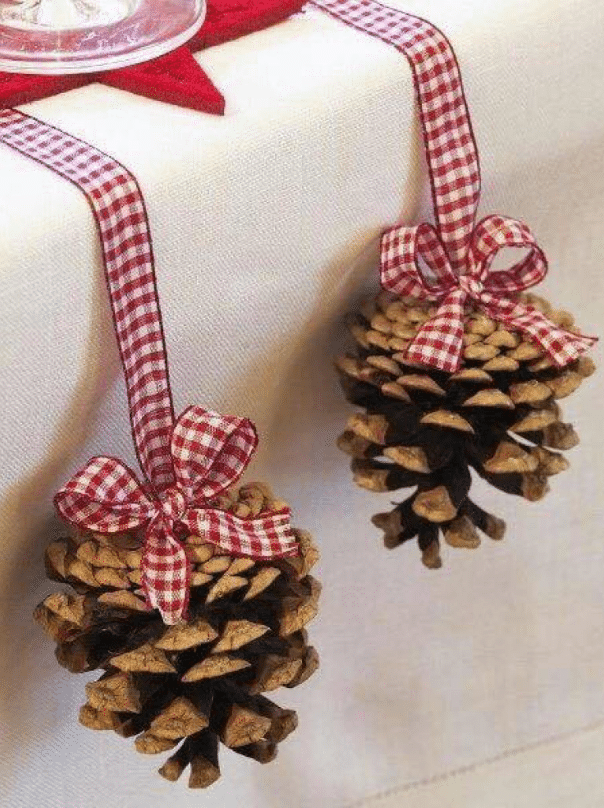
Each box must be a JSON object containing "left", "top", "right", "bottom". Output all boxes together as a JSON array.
[
  {"left": 311, "top": 0, "right": 597, "bottom": 370},
  {"left": 55, "top": 407, "right": 295, "bottom": 624},
  {"left": 0, "top": 109, "right": 297, "bottom": 625},
  {"left": 381, "top": 215, "right": 596, "bottom": 372},
  {"left": 310, "top": 0, "right": 480, "bottom": 274}
]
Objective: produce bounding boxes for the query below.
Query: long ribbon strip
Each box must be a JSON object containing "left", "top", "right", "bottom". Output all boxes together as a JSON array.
[
  {"left": 0, "top": 109, "right": 176, "bottom": 492},
  {"left": 309, "top": 0, "right": 481, "bottom": 274}
]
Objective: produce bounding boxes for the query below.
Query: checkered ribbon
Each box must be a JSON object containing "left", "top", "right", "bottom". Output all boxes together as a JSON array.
[
  {"left": 311, "top": 0, "right": 596, "bottom": 371},
  {"left": 310, "top": 0, "right": 480, "bottom": 274},
  {"left": 55, "top": 407, "right": 296, "bottom": 624},
  {"left": 0, "top": 108, "right": 175, "bottom": 491},
  {"left": 381, "top": 215, "right": 596, "bottom": 372},
  {"left": 0, "top": 109, "right": 297, "bottom": 625}
]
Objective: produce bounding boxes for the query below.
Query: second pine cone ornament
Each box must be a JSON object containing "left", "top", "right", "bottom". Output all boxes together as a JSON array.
[
  {"left": 337, "top": 288, "right": 595, "bottom": 568},
  {"left": 329, "top": 3, "right": 597, "bottom": 570}
]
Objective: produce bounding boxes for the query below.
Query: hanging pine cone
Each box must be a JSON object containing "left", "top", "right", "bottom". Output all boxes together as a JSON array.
[
  {"left": 34, "top": 482, "right": 319, "bottom": 789},
  {"left": 336, "top": 290, "right": 595, "bottom": 568}
]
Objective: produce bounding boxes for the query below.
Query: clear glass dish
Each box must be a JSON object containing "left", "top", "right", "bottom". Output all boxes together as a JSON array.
[{"left": 0, "top": 0, "right": 206, "bottom": 74}]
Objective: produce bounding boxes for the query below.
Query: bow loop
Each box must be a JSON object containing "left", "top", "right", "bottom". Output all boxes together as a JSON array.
[
  {"left": 171, "top": 406, "right": 259, "bottom": 502},
  {"left": 470, "top": 215, "right": 548, "bottom": 293},
  {"left": 55, "top": 456, "right": 154, "bottom": 534},
  {"left": 381, "top": 222, "right": 457, "bottom": 299},
  {"left": 181, "top": 508, "right": 294, "bottom": 561}
]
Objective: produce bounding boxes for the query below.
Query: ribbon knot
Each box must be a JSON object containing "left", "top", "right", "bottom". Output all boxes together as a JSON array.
[
  {"left": 459, "top": 275, "right": 483, "bottom": 297},
  {"left": 55, "top": 406, "right": 297, "bottom": 625},
  {"left": 158, "top": 487, "right": 188, "bottom": 522},
  {"left": 380, "top": 214, "right": 596, "bottom": 373}
]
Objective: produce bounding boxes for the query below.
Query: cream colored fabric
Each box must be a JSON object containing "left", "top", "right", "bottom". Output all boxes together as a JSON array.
[
  {"left": 357, "top": 721, "right": 604, "bottom": 808},
  {"left": 1, "top": 1, "right": 603, "bottom": 806}
]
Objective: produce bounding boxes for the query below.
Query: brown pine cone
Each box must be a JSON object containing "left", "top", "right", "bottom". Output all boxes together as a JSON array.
[
  {"left": 34, "top": 482, "right": 319, "bottom": 789},
  {"left": 336, "top": 290, "right": 595, "bottom": 568}
]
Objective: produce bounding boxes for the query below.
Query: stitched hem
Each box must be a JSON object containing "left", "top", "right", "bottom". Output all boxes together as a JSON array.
[{"left": 345, "top": 716, "right": 604, "bottom": 807}]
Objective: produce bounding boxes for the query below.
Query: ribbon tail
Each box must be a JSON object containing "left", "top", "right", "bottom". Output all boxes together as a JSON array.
[
  {"left": 405, "top": 289, "right": 467, "bottom": 372},
  {"left": 480, "top": 294, "right": 598, "bottom": 367},
  {"left": 183, "top": 508, "right": 298, "bottom": 560},
  {"left": 141, "top": 519, "right": 191, "bottom": 625}
]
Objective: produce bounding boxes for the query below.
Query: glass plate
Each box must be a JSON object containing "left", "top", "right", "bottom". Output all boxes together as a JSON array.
[{"left": 0, "top": 0, "right": 206, "bottom": 74}]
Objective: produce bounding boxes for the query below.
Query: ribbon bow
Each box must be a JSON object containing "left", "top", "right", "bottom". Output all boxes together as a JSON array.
[
  {"left": 55, "top": 407, "right": 297, "bottom": 624},
  {"left": 380, "top": 214, "right": 596, "bottom": 373}
]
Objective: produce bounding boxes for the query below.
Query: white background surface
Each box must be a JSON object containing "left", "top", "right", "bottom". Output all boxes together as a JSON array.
[{"left": 1, "top": 1, "right": 603, "bottom": 806}]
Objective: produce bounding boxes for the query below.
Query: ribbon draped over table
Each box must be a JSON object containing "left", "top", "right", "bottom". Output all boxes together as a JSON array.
[
  {"left": 310, "top": 0, "right": 596, "bottom": 371},
  {"left": 0, "top": 109, "right": 297, "bottom": 626},
  {"left": 55, "top": 407, "right": 296, "bottom": 625},
  {"left": 380, "top": 215, "right": 595, "bottom": 373}
]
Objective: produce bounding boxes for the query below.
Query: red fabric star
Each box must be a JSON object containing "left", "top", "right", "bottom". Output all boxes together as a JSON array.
[{"left": 0, "top": 0, "right": 305, "bottom": 114}]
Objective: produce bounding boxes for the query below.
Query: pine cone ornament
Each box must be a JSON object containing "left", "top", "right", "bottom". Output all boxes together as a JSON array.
[
  {"left": 336, "top": 290, "right": 595, "bottom": 568},
  {"left": 35, "top": 482, "right": 319, "bottom": 789}
]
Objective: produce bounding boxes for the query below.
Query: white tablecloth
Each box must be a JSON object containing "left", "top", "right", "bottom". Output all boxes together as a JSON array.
[{"left": 1, "top": 2, "right": 603, "bottom": 806}]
